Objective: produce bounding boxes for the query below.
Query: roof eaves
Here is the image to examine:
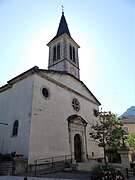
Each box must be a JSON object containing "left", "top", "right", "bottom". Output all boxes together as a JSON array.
[
  {"left": 7, "top": 66, "right": 39, "bottom": 85},
  {"left": 47, "top": 33, "right": 80, "bottom": 48},
  {"left": 0, "top": 66, "right": 39, "bottom": 93}
]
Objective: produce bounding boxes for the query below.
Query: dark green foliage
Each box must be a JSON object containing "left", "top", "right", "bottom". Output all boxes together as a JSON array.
[
  {"left": 90, "top": 111, "right": 126, "bottom": 165},
  {"left": 91, "top": 165, "right": 124, "bottom": 180},
  {"left": 90, "top": 112, "right": 126, "bottom": 149},
  {"left": 0, "top": 153, "right": 13, "bottom": 161}
]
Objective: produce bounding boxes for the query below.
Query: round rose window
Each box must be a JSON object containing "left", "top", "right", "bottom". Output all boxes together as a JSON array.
[{"left": 72, "top": 98, "right": 80, "bottom": 112}]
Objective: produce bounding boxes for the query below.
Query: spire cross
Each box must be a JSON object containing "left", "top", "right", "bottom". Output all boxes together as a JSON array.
[{"left": 61, "top": 5, "right": 64, "bottom": 15}]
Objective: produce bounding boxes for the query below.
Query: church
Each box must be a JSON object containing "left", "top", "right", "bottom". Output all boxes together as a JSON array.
[{"left": 0, "top": 12, "right": 102, "bottom": 164}]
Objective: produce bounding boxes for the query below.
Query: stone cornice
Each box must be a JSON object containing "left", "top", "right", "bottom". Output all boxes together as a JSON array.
[
  {"left": 48, "top": 58, "right": 80, "bottom": 70},
  {"left": 47, "top": 33, "right": 80, "bottom": 48}
]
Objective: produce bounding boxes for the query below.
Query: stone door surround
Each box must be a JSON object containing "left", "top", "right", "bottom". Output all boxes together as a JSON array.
[{"left": 67, "top": 114, "right": 87, "bottom": 162}]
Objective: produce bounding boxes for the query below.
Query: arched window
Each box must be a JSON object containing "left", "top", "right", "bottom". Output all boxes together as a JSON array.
[
  {"left": 12, "top": 120, "right": 19, "bottom": 136},
  {"left": 70, "top": 45, "right": 72, "bottom": 60},
  {"left": 73, "top": 47, "right": 75, "bottom": 62},
  {"left": 69, "top": 44, "right": 76, "bottom": 63},
  {"left": 53, "top": 46, "right": 56, "bottom": 61},
  {"left": 57, "top": 43, "right": 60, "bottom": 60},
  {"left": 53, "top": 43, "right": 61, "bottom": 61}
]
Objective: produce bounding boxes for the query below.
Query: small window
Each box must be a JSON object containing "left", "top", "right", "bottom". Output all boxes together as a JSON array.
[
  {"left": 53, "top": 46, "right": 56, "bottom": 61},
  {"left": 42, "top": 88, "right": 49, "bottom": 99},
  {"left": 72, "top": 98, "right": 80, "bottom": 112},
  {"left": 69, "top": 44, "right": 76, "bottom": 63},
  {"left": 57, "top": 43, "right": 60, "bottom": 60},
  {"left": 73, "top": 47, "right": 75, "bottom": 62},
  {"left": 92, "top": 152, "right": 94, "bottom": 157},
  {"left": 12, "top": 120, "right": 19, "bottom": 136},
  {"left": 53, "top": 43, "right": 61, "bottom": 62},
  {"left": 70, "top": 45, "right": 72, "bottom": 60}
]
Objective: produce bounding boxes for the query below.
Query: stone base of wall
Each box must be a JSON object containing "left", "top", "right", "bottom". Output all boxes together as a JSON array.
[
  {"left": 118, "top": 149, "right": 133, "bottom": 169},
  {"left": 0, "top": 159, "right": 28, "bottom": 175}
]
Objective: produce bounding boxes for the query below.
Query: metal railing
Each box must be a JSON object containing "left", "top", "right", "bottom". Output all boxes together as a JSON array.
[{"left": 34, "top": 154, "right": 73, "bottom": 176}]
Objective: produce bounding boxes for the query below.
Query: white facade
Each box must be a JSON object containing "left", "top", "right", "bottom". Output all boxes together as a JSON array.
[
  {"left": 0, "top": 12, "right": 103, "bottom": 164},
  {"left": 0, "top": 69, "right": 102, "bottom": 164},
  {"left": 0, "top": 75, "right": 34, "bottom": 157}
]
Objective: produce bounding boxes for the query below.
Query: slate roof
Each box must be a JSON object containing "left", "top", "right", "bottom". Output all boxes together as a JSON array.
[
  {"left": 119, "top": 106, "right": 135, "bottom": 118},
  {"left": 48, "top": 12, "right": 72, "bottom": 43},
  {"left": 56, "top": 12, "right": 71, "bottom": 38},
  {"left": 119, "top": 106, "right": 135, "bottom": 124}
]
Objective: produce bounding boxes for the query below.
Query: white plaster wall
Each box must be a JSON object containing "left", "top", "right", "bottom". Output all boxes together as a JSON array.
[
  {"left": 49, "top": 61, "right": 67, "bottom": 71},
  {"left": 0, "top": 75, "right": 34, "bottom": 158},
  {"left": 43, "top": 72, "right": 97, "bottom": 103},
  {"left": 28, "top": 74, "right": 70, "bottom": 163},
  {"left": 28, "top": 73, "right": 102, "bottom": 164}
]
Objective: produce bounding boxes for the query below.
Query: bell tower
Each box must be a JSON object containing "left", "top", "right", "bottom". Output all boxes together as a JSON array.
[{"left": 47, "top": 12, "right": 80, "bottom": 79}]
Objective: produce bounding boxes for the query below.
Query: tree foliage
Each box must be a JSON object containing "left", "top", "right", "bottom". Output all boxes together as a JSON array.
[
  {"left": 125, "top": 133, "right": 135, "bottom": 151},
  {"left": 90, "top": 110, "right": 126, "bottom": 165}
]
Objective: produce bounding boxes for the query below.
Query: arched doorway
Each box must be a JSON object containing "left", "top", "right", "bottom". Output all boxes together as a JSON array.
[
  {"left": 67, "top": 115, "right": 88, "bottom": 162},
  {"left": 74, "top": 134, "right": 82, "bottom": 162}
]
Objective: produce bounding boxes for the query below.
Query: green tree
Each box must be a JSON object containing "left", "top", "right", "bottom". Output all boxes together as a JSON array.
[
  {"left": 90, "top": 110, "right": 126, "bottom": 165},
  {"left": 125, "top": 133, "right": 135, "bottom": 151}
]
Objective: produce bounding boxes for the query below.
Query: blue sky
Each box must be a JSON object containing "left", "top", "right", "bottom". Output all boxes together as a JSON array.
[{"left": 0, "top": 0, "right": 134, "bottom": 115}]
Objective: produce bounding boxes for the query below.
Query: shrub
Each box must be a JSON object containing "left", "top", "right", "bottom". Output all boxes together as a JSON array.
[
  {"left": 91, "top": 165, "right": 124, "bottom": 180},
  {"left": 0, "top": 153, "right": 13, "bottom": 161}
]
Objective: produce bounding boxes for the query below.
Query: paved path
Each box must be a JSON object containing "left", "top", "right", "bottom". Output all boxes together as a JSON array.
[
  {"left": 0, "top": 177, "right": 49, "bottom": 180},
  {"left": 0, "top": 171, "right": 135, "bottom": 180},
  {"left": 0, "top": 171, "right": 91, "bottom": 180}
]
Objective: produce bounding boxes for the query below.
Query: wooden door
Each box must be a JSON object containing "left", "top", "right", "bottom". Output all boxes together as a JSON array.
[{"left": 74, "top": 134, "right": 82, "bottom": 162}]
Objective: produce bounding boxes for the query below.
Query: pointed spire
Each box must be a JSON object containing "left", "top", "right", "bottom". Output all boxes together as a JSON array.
[
  {"left": 48, "top": 11, "right": 71, "bottom": 44},
  {"left": 56, "top": 11, "right": 71, "bottom": 38}
]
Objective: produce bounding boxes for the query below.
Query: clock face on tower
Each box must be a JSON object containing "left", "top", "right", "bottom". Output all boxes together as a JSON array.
[{"left": 70, "top": 67, "right": 76, "bottom": 76}]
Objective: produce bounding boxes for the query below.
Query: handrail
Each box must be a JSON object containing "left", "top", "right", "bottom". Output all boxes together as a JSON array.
[
  {"left": 34, "top": 154, "right": 73, "bottom": 176},
  {"left": 34, "top": 154, "right": 72, "bottom": 164}
]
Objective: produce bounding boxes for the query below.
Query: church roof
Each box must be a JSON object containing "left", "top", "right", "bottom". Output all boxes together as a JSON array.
[
  {"left": 56, "top": 12, "right": 71, "bottom": 38},
  {"left": 0, "top": 66, "right": 101, "bottom": 106},
  {"left": 119, "top": 106, "right": 135, "bottom": 118}
]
